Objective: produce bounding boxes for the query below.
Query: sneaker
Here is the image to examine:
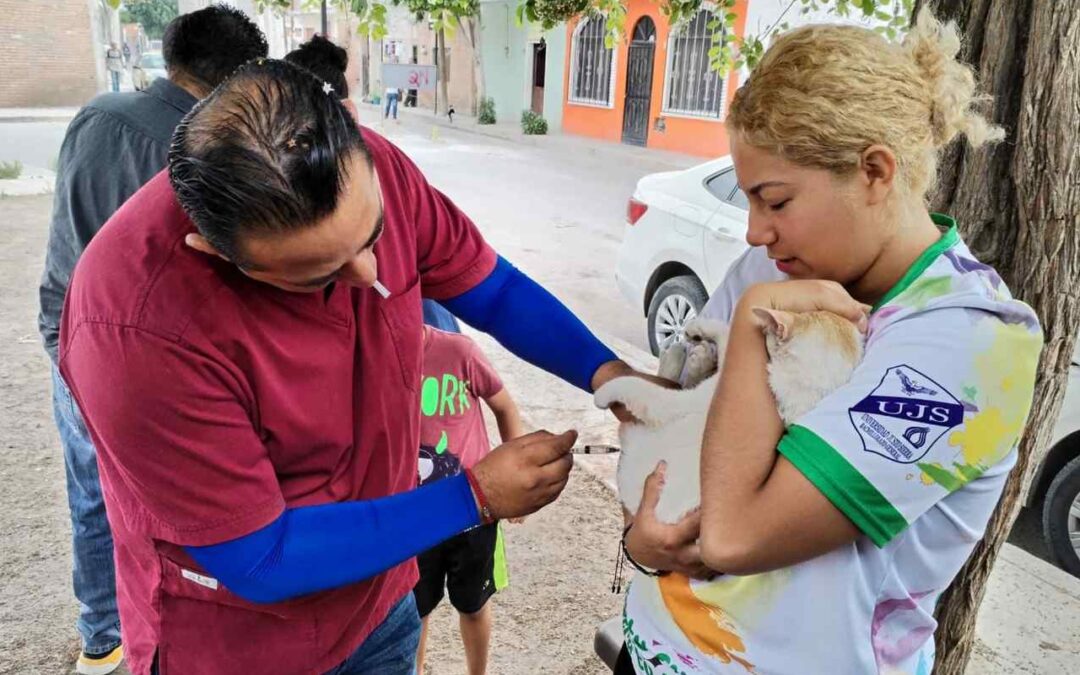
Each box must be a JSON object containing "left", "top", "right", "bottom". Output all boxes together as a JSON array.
[{"left": 76, "top": 645, "right": 123, "bottom": 675}]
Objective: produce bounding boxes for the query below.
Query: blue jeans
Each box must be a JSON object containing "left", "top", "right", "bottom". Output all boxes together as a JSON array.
[
  {"left": 109, "top": 70, "right": 120, "bottom": 92},
  {"left": 384, "top": 92, "right": 399, "bottom": 119},
  {"left": 323, "top": 594, "right": 421, "bottom": 675},
  {"left": 51, "top": 365, "right": 121, "bottom": 655}
]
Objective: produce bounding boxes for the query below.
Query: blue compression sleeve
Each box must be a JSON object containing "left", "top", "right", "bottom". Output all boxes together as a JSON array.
[
  {"left": 185, "top": 472, "right": 479, "bottom": 604},
  {"left": 440, "top": 257, "right": 617, "bottom": 392}
]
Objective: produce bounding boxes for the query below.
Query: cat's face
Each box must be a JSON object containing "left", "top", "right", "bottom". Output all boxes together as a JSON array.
[{"left": 752, "top": 308, "right": 863, "bottom": 364}]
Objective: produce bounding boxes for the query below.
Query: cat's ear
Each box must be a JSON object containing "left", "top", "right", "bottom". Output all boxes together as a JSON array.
[{"left": 751, "top": 307, "right": 795, "bottom": 341}]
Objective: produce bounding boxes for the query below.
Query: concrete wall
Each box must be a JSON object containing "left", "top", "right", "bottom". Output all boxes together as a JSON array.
[
  {"left": 478, "top": 0, "right": 522, "bottom": 124},
  {"left": 479, "top": 0, "right": 564, "bottom": 128},
  {"left": 541, "top": 26, "right": 566, "bottom": 132},
  {"left": 0, "top": 0, "right": 115, "bottom": 107}
]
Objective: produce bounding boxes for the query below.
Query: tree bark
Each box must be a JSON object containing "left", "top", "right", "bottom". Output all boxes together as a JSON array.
[
  {"left": 436, "top": 27, "right": 450, "bottom": 115},
  {"left": 909, "top": 2, "right": 1080, "bottom": 673},
  {"left": 462, "top": 14, "right": 486, "bottom": 116}
]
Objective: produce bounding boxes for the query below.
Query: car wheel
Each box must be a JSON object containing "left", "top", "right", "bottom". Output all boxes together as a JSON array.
[
  {"left": 647, "top": 275, "right": 708, "bottom": 356},
  {"left": 1043, "top": 454, "right": 1080, "bottom": 578}
]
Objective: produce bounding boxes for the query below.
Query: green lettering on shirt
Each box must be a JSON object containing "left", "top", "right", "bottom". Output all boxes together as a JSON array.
[
  {"left": 439, "top": 374, "right": 459, "bottom": 415},
  {"left": 420, "top": 376, "right": 440, "bottom": 417},
  {"left": 420, "top": 373, "right": 474, "bottom": 418}
]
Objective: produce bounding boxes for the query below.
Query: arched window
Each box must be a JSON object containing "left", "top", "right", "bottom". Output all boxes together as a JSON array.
[
  {"left": 663, "top": 8, "right": 726, "bottom": 118},
  {"left": 570, "top": 16, "right": 615, "bottom": 106}
]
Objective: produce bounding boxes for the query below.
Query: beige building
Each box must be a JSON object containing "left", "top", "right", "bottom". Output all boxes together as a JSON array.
[
  {"left": 369, "top": 6, "right": 478, "bottom": 115},
  {"left": 0, "top": 0, "right": 120, "bottom": 107}
]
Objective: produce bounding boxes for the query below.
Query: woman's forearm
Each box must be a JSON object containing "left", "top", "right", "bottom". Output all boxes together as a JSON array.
[{"left": 699, "top": 303, "right": 786, "bottom": 567}]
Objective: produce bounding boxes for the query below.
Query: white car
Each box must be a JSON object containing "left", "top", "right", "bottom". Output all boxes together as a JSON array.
[
  {"left": 614, "top": 156, "right": 1080, "bottom": 578},
  {"left": 616, "top": 155, "right": 749, "bottom": 355}
]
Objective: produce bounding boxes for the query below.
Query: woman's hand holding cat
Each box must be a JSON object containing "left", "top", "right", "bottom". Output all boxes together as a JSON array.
[
  {"left": 740, "top": 280, "right": 871, "bottom": 331},
  {"left": 625, "top": 461, "right": 715, "bottom": 580}
]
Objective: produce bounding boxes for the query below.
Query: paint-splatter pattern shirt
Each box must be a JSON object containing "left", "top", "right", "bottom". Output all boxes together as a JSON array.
[{"left": 623, "top": 216, "right": 1042, "bottom": 674}]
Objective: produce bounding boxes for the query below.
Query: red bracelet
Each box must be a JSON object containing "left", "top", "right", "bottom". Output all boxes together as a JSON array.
[{"left": 464, "top": 468, "right": 495, "bottom": 525}]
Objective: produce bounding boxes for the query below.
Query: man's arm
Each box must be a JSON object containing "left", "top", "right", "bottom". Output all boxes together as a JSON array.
[
  {"left": 439, "top": 257, "right": 622, "bottom": 393},
  {"left": 187, "top": 472, "right": 481, "bottom": 603},
  {"left": 186, "top": 429, "right": 575, "bottom": 603}
]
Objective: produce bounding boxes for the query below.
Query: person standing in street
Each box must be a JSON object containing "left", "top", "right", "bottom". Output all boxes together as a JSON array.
[
  {"left": 105, "top": 43, "right": 124, "bottom": 92},
  {"left": 385, "top": 85, "right": 400, "bottom": 120},
  {"left": 39, "top": 7, "right": 269, "bottom": 674}
]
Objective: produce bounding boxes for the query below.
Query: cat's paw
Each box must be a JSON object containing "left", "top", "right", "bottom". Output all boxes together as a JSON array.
[
  {"left": 593, "top": 377, "right": 631, "bottom": 411},
  {"left": 594, "top": 377, "right": 657, "bottom": 425},
  {"left": 657, "top": 340, "right": 688, "bottom": 382},
  {"left": 684, "top": 341, "right": 718, "bottom": 388}
]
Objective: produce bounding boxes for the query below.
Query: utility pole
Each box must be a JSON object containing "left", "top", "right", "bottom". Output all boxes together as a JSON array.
[{"left": 320, "top": 0, "right": 328, "bottom": 36}]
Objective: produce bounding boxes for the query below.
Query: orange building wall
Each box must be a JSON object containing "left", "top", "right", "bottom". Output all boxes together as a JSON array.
[{"left": 561, "top": 0, "right": 750, "bottom": 158}]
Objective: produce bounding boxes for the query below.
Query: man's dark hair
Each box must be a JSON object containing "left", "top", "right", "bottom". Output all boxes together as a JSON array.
[
  {"left": 163, "top": 4, "right": 269, "bottom": 91},
  {"left": 285, "top": 35, "right": 349, "bottom": 99},
  {"left": 168, "top": 59, "right": 369, "bottom": 264}
]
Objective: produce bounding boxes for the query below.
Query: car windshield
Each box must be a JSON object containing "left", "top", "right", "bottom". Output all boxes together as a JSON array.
[{"left": 140, "top": 53, "right": 164, "bottom": 69}]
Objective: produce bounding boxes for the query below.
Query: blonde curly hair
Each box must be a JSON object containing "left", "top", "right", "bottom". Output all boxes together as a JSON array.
[{"left": 727, "top": 8, "right": 1003, "bottom": 198}]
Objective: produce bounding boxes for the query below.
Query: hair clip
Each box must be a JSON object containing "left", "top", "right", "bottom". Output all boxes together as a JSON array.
[{"left": 322, "top": 82, "right": 335, "bottom": 96}]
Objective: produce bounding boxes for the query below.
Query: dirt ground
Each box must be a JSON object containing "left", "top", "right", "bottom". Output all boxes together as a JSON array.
[{"left": 0, "top": 193, "right": 625, "bottom": 674}]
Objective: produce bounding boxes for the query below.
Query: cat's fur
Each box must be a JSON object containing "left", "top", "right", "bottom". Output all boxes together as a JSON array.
[{"left": 594, "top": 309, "right": 864, "bottom": 523}]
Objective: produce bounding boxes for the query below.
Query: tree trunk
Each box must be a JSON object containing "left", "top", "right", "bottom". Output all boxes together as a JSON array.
[
  {"left": 462, "top": 14, "right": 486, "bottom": 117},
  {"left": 436, "top": 27, "right": 450, "bottom": 115},
  {"left": 909, "top": 1, "right": 1080, "bottom": 673},
  {"left": 361, "top": 35, "right": 371, "bottom": 98}
]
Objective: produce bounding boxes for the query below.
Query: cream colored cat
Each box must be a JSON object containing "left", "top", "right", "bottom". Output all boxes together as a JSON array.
[{"left": 594, "top": 309, "right": 864, "bottom": 523}]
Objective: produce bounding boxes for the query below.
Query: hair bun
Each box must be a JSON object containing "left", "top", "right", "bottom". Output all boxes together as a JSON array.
[{"left": 905, "top": 7, "right": 1004, "bottom": 148}]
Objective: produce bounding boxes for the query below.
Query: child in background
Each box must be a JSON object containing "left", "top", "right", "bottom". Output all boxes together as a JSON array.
[{"left": 415, "top": 325, "right": 524, "bottom": 675}]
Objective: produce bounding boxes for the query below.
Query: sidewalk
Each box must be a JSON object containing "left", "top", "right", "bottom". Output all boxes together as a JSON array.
[
  {"left": 470, "top": 326, "right": 1080, "bottom": 675},
  {"left": 352, "top": 98, "right": 701, "bottom": 174},
  {"left": 0, "top": 107, "right": 79, "bottom": 123}
]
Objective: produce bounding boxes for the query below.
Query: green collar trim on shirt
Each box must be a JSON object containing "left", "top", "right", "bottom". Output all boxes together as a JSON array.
[
  {"left": 872, "top": 213, "right": 959, "bottom": 313},
  {"left": 779, "top": 425, "right": 907, "bottom": 548}
]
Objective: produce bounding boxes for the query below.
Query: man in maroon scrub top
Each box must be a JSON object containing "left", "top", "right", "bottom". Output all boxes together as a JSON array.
[{"left": 58, "top": 60, "right": 639, "bottom": 674}]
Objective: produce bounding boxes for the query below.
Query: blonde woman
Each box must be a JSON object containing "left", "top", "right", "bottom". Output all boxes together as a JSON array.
[{"left": 615, "top": 10, "right": 1043, "bottom": 674}]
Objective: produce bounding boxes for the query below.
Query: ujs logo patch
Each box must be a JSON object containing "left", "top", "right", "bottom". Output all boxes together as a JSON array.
[{"left": 848, "top": 365, "right": 964, "bottom": 464}]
